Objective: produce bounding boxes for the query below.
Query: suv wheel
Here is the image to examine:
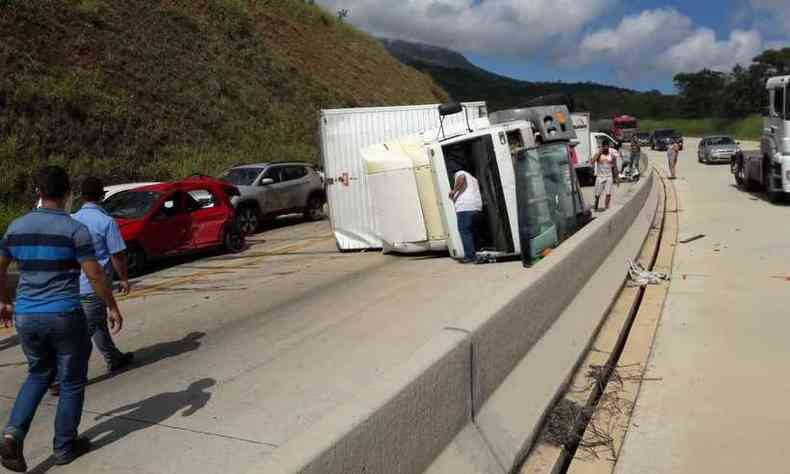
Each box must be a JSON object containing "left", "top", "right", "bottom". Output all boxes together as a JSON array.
[
  {"left": 236, "top": 205, "right": 260, "bottom": 235},
  {"left": 303, "top": 195, "right": 324, "bottom": 222}
]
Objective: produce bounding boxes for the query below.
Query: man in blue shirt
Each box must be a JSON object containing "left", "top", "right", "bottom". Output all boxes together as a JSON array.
[
  {"left": 0, "top": 166, "right": 124, "bottom": 472},
  {"left": 72, "top": 177, "right": 133, "bottom": 373}
]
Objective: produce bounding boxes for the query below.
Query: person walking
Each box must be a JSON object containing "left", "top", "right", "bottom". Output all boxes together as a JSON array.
[
  {"left": 449, "top": 167, "right": 483, "bottom": 263},
  {"left": 592, "top": 141, "right": 621, "bottom": 212},
  {"left": 629, "top": 135, "right": 642, "bottom": 177},
  {"left": 72, "top": 177, "right": 134, "bottom": 372},
  {"left": 0, "top": 166, "right": 124, "bottom": 472},
  {"left": 667, "top": 141, "right": 680, "bottom": 179}
]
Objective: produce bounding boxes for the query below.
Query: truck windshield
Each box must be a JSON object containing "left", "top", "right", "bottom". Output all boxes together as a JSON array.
[{"left": 616, "top": 121, "right": 637, "bottom": 129}]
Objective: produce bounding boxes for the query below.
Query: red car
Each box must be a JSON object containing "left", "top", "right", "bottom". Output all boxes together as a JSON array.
[{"left": 101, "top": 177, "right": 245, "bottom": 275}]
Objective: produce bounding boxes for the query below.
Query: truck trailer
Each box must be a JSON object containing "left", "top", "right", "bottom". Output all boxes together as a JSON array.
[{"left": 319, "top": 102, "right": 488, "bottom": 251}]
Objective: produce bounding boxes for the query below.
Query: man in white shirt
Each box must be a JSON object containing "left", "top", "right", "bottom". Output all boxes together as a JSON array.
[
  {"left": 592, "top": 141, "right": 621, "bottom": 212},
  {"left": 449, "top": 168, "right": 483, "bottom": 263}
]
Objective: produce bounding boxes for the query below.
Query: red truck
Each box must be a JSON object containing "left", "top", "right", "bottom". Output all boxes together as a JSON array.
[{"left": 612, "top": 115, "right": 639, "bottom": 143}]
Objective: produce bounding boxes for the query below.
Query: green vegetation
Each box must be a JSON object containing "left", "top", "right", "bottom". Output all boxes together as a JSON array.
[
  {"left": 0, "top": 0, "right": 446, "bottom": 233},
  {"left": 640, "top": 115, "right": 762, "bottom": 141},
  {"left": 673, "top": 48, "right": 790, "bottom": 119}
]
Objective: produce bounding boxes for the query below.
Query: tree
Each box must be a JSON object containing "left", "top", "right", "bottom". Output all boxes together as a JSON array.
[{"left": 673, "top": 69, "right": 727, "bottom": 117}]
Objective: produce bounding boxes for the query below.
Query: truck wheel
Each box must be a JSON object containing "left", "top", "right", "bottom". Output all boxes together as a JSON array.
[
  {"left": 235, "top": 205, "right": 260, "bottom": 235},
  {"left": 764, "top": 165, "right": 782, "bottom": 203}
]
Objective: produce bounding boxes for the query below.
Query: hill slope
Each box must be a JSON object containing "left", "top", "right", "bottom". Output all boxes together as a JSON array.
[
  {"left": 381, "top": 40, "right": 679, "bottom": 118},
  {"left": 0, "top": 0, "right": 446, "bottom": 211}
]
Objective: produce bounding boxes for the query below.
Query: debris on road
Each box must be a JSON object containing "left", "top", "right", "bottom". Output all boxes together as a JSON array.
[
  {"left": 679, "top": 233, "right": 706, "bottom": 244},
  {"left": 627, "top": 260, "right": 670, "bottom": 287}
]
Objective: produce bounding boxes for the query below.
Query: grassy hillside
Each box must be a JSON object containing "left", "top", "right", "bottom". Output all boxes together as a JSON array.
[
  {"left": 0, "top": 0, "right": 446, "bottom": 231},
  {"left": 640, "top": 115, "right": 762, "bottom": 141}
]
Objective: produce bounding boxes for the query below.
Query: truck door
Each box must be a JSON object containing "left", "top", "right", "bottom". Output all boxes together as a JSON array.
[{"left": 428, "top": 143, "right": 465, "bottom": 259}]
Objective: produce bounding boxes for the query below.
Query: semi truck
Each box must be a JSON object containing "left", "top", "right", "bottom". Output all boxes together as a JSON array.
[
  {"left": 731, "top": 75, "right": 790, "bottom": 202},
  {"left": 612, "top": 115, "right": 639, "bottom": 143}
]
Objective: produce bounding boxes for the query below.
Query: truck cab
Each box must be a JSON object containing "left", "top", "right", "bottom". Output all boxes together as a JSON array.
[
  {"left": 763, "top": 76, "right": 790, "bottom": 193},
  {"left": 612, "top": 115, "right": 638, "bottom": 143},
  {"left": 733, "top": 76, "right": 790, "bottom": 200}
]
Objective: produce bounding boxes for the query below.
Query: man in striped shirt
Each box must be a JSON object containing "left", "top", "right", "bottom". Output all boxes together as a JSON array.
[{"left": 0, "top": 166, "right": 124, "bottom": 472}]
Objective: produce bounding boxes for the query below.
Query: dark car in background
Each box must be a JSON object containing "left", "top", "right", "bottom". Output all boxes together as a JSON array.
[
  {"left": 103, "top": 177, "right": 244, "bottom": 275},
  {"left": 650, "top": 128, "right": 684, "bottom": 151},
  {"left": 698, "top": 135, "right": 740, "bottom": 164},
  {"left": 636, "top": 131, "right": 651, "bottom": 146}
]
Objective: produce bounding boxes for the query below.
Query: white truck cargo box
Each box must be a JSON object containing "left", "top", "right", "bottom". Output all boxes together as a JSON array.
[{"left": 320, "top": 102, "right": 488, "bottom": 250}]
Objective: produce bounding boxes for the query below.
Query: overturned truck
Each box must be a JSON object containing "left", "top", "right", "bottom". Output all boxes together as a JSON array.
[{"left": 321, "top": 102, "right": 590, "bottom": 264}]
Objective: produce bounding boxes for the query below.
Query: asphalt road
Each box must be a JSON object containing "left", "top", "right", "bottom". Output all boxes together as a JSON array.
[
  {"left": 0, "top": 177, "right": 645, "bottom": 473},
  {"left": 616, "top": 139, "right": 790, "bottom": 473}
]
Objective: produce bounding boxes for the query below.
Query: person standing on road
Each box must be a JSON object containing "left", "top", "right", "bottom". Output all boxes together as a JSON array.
[
  {"left": 592, "top": 141, "right": 621, "bottom": 212},
  {"left": 0, "top": 166, "right": 124, "bottom": 472},
  {"left": 72, "top": 177, "right": 134, "bottom": 373},
  {"left": 667, "top": 141, "right": 679, "bottom": 179},
  {"left": 629, "top": 135, "right": 642, "bottom": 177},
  {"left": 449, "top": 166, "right": 483, "bottom": 263}
]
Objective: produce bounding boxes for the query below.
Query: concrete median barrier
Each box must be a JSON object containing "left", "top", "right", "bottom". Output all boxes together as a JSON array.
[{"left": 256, "top": 173, "right": 659, "bottom": 474}]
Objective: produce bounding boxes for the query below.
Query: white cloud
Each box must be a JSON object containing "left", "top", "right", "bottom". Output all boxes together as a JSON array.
[
  {"left": 579, "top": 8, "right": 765, "bottom": 79},
  {"left": 314, "top": 0, "right": 615, "bottom": 57},
  {"left": 661, "top": 29, "right": 763, "bottom": 73}
]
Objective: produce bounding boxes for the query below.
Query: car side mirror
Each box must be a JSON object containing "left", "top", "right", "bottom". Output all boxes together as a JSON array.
[{"left": 260, "top": 178, "right": 274, "bottom": 186}]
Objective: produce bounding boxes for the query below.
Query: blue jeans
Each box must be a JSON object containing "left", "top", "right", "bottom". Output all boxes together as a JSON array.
[
  {"left": 631, "top": 152, "right": 641, "bottom": 174},
  {"left": 456, "top": 211, "right": 482, "bottom": 260},
  {"left": 4, "top": 311, "right": 92, "bottom": 457},
  {"left": 82, "top": 294, "right": 123, "bottom": 367}
]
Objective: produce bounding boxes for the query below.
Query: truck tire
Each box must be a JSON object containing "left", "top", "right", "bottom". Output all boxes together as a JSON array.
[{"left": 764, "top": 162, "right": 782, "bottom": 203}]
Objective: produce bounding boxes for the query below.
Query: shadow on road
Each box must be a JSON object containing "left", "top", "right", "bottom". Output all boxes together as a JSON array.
[
  {"left": 0, "top": 334, "right": 19, "bottom": 352},
  {"left": 28, "top": 378, "right": 216, "bottom": 474},
  {"left": 87, "top": 332, "right": 206, "bottom": 387},
  {"left": 728, "top": 184, "right": 790, "bottom": 206}
]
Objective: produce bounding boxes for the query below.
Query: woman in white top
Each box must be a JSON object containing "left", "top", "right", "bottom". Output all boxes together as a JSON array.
[
  {"left": 592, "top": 141, "right": 621, "bottom": 212},
  {"left": 449, "top": 169, "right": 483, "bottom": 263}
]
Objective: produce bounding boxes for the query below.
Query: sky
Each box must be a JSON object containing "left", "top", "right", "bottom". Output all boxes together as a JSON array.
[{"left": 314, "top": 0, "right": 790, "bottom": 93}]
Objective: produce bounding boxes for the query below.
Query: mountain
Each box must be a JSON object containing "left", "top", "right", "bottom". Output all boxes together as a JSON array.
[
  {"left": 379, "top": 38, "right": 479, "bottom": 71},
  {"left": 0, "top": 0, "right": 447, "bottom": 221},
  {"left": 380, "top": 39, "right": 679, "bottom": 119}
]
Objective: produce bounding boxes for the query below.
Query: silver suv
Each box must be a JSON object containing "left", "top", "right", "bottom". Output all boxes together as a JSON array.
[{"left": 219, "top": 162, "right": 325, "bottom": 234}]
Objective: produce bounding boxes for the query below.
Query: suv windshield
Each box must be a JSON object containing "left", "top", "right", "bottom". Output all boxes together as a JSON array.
[
  {"left": 654, "top": 129, "right": 675, "bottom": 137},
  {"left": 219, "top": 168, "right": 263, "bottom": 186},
  {"left": 103, "top": 191, "right": 161, "bottom": 219},
  {"left": 708, "top": 136, "right": 735, "bottom": 146}
]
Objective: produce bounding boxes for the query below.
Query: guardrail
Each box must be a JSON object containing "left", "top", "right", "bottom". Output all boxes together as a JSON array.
[{"left": 256, "top": 173, "right": 659, "bottom": 474}]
